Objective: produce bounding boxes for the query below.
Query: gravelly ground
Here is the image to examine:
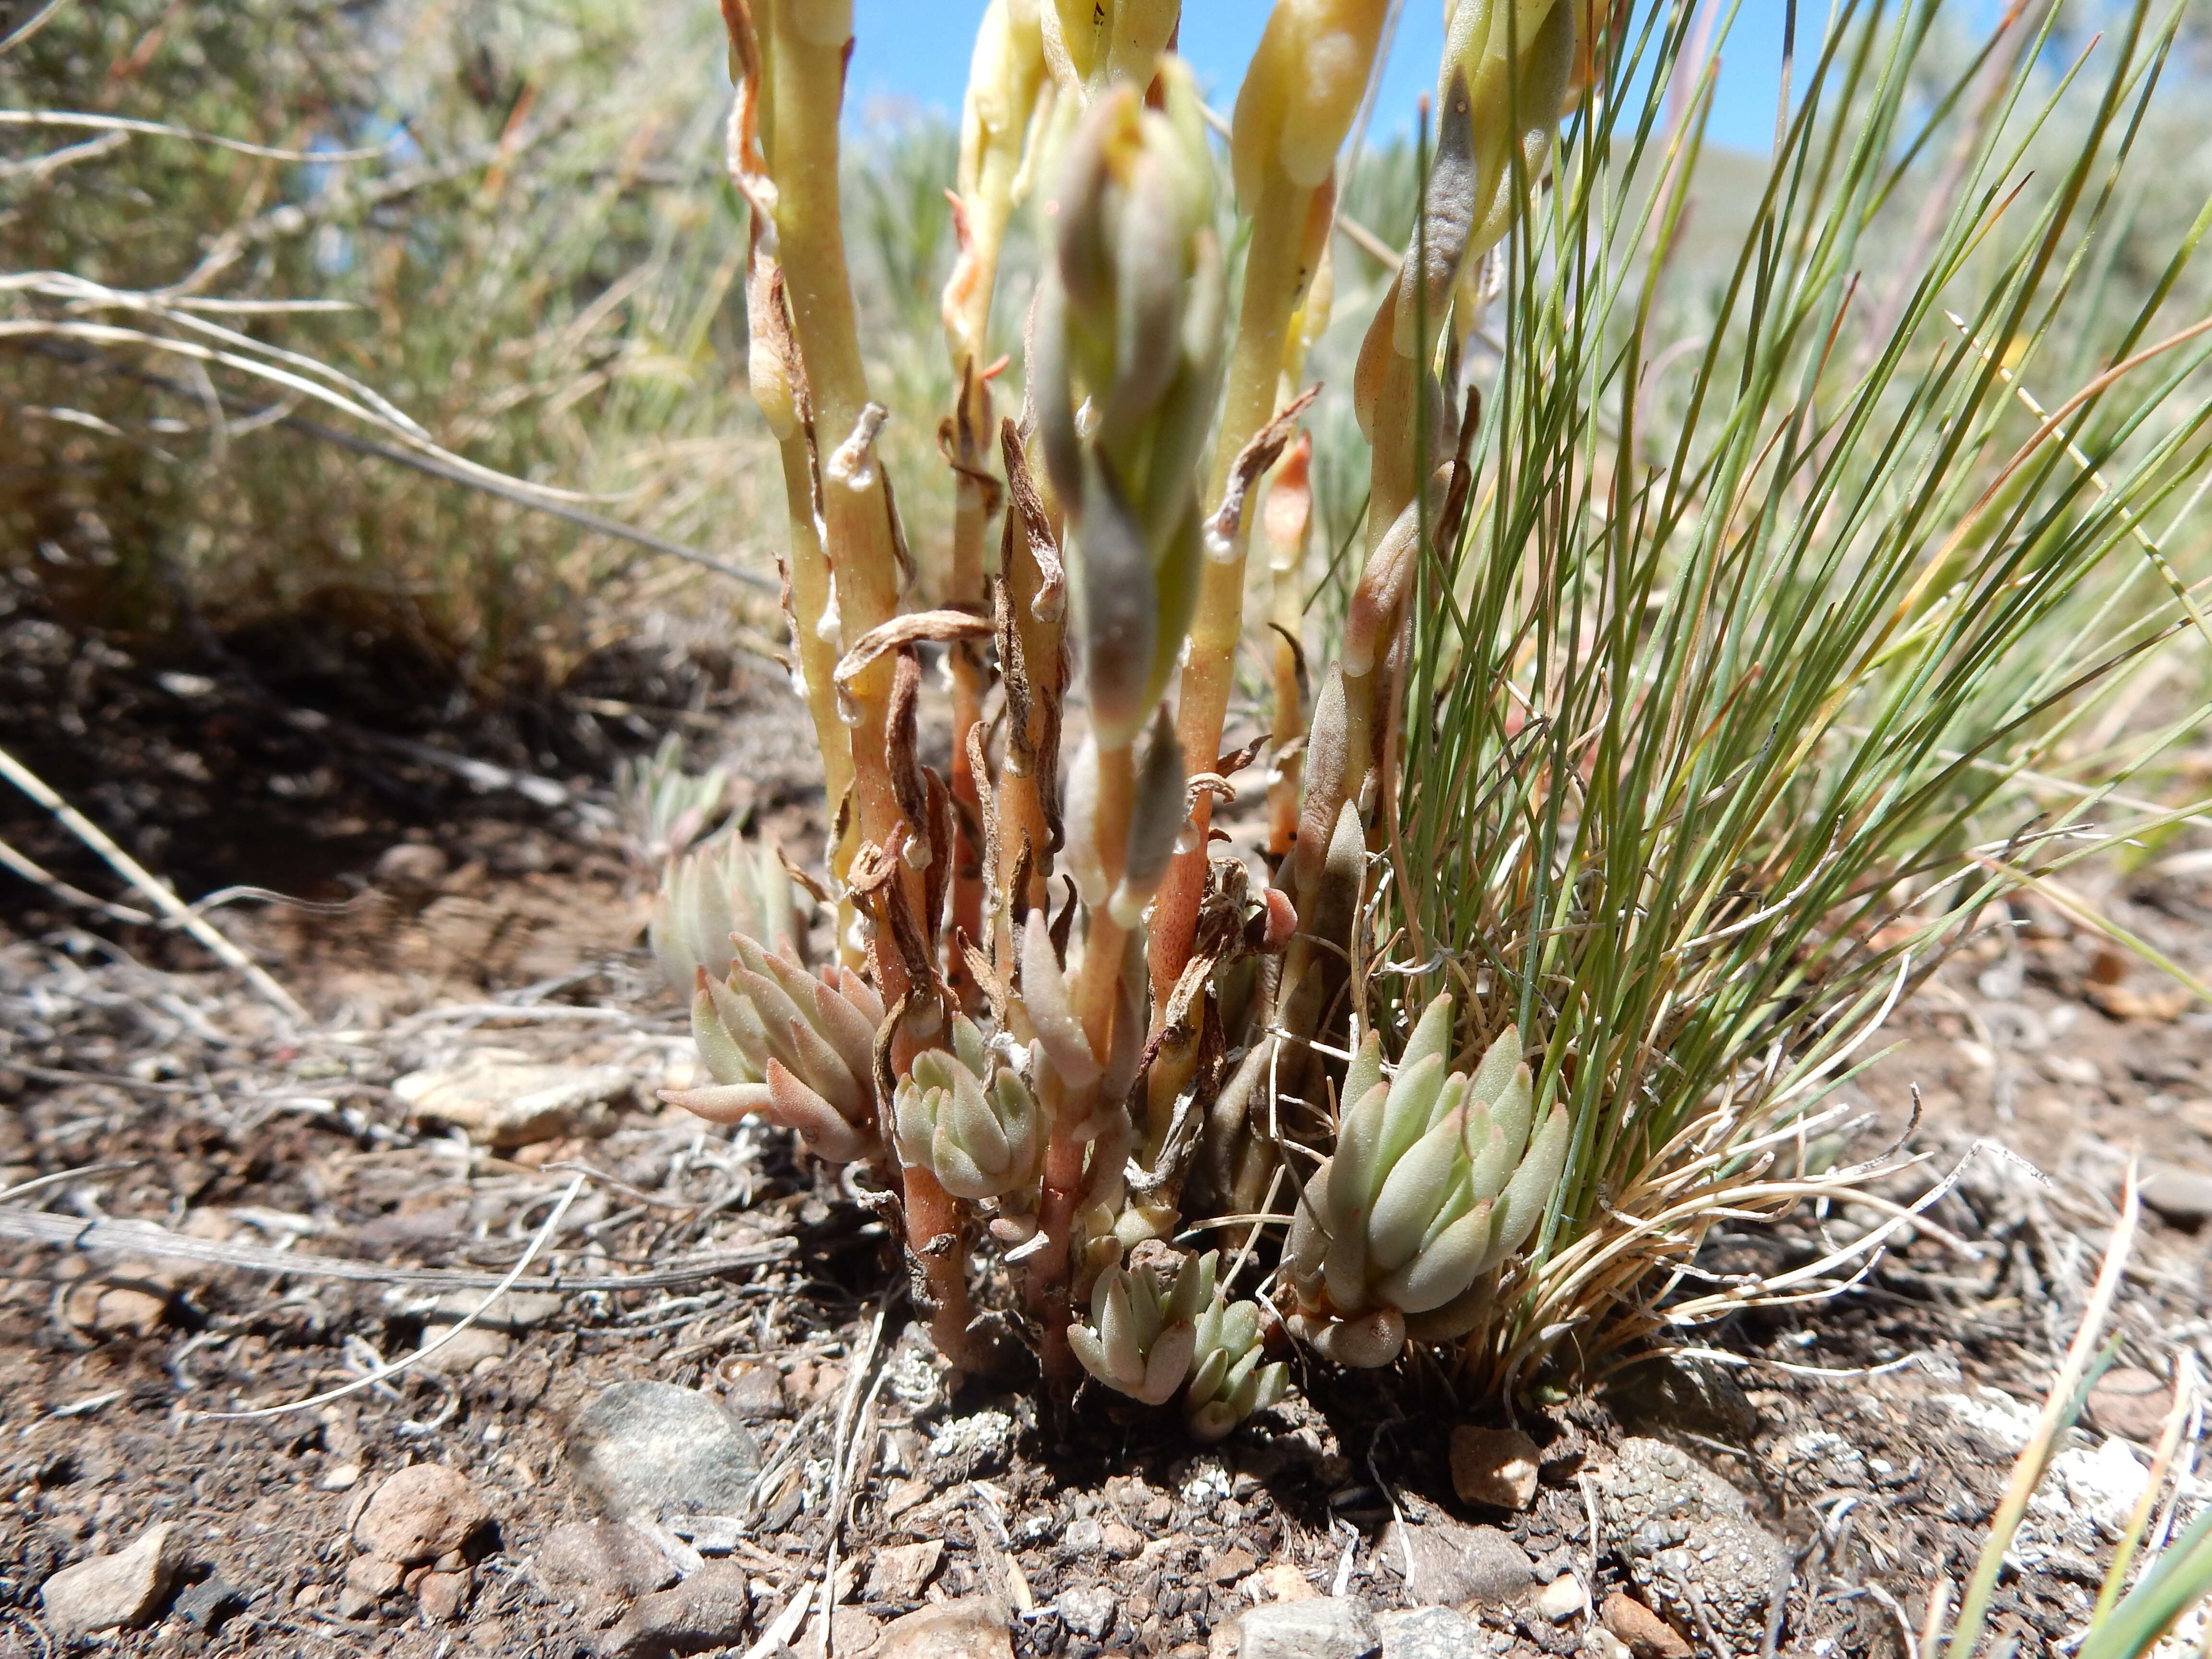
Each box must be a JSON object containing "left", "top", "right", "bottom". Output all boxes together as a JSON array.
[{"left": 6, "top": 621, "right": 2212, "bottom": 1659}]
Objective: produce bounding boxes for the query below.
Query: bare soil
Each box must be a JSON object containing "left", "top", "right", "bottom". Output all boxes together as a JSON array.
[{"left": 5, "top": 617, "right": 2212, "bottom": 1659}]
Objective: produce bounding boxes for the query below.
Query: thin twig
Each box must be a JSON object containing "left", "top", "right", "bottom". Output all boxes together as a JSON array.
[
  {"left": 0, "top": 1202, "right": 789, "bottom": 1291},
  {"left": 0, "top": 0, "right": 75, "bottom": 54},
  {"left": 0, "top": 741, "right": 304, "bottom": 1019},
  {"left": 192, "top": 1174, "right": 588, "bottom": 1419},
  {"left": 0, "top": 110, "right": 395, "bottom": 162},
  {"left": 0, "top": 832, "right": 158, "bottom": 923}
]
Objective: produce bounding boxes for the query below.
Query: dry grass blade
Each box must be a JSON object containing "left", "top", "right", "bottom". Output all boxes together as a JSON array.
[
  {"left": 0, "top": 1202, "right": 791, "bottom": 1293},
  {"left": 189, "top": 1175, "right": 588, "bottom": 1421},
  {"left": 0, "top": 741, "right": 303, "bottom": 1019},
  {"left": 1942, "top": 1167, "right": 2141, "bottom": 1658}
]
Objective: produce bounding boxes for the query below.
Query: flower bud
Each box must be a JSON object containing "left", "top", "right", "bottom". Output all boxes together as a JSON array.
[
  {"left": 1040, "top": 0, "right": 1178, "bottom": 96},
  {"left": 1037, "top": 62, "right": 1226, "bottom": 752},
  {"left": 1110, "top": 707, "right": 1187, "bottom": 926},
  {"left": 1231, "top": 0, "right": 1390, "bottom": 207},
  {"left": 1020, "top": 907, "right": 1103, "bottom": 1087},
  {"left": 1393, "top": 0, "right": 1575, "bottom": 360}
]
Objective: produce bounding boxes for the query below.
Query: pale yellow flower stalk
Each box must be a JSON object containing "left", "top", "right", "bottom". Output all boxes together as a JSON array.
[
  {"left": 1262, "top": 237, "right": 1333, "bottom": 860},
  {"left": 721, "top": 7, "right": 858, "bottom": 955},
  {"left": 942, "top": 0, "right": 1053, "bottom": 1007},
  {"left": 1355, "top": 0, "right": 1575, "bottom": 546},
  {"left": 726, "top": 0, "right": 1008, "bottom": 1370},
  {"left": 1039, "top": 0, "right": 1179, "bottom": 96},
  {"left": 1149, "top": 0, "right": 1388, "bottom": 1007},
  {"left": 745, "top": 1, "right": 918, "bottom": 975}
]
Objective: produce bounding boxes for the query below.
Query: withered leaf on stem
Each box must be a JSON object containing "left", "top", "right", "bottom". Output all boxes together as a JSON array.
[
  {"left": 886, "top": 650, "right": 933, "bottom": 869},
  {"left": 922, "top": 764, "right": 956, "bottom": 940},
  {"left": 966, "top": 721, "right": 1004, "bottom": 928},
  {"left": 849, "top": 833, "right": 946, "bottom": 1034},
  {"left": 958, "top": 929, "right": 1008, "bottom": 1029},
  {"left": 999, "top": 417, "right": 1066, "bottom": 621},
  {"left": 833, "top": 611, "right": 996, "bottom": 692},
  {"left": 1207, "top": 384, "right": 1320, "bottom": 548}
]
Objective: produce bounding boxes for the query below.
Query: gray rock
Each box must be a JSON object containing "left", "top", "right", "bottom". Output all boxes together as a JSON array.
[
  {"left": 1598, "top": 1438, "right": 1782, "bottom": 1652},
  {"left": 569, "top": 1382, "right": 763, "bottom": 1524},
  {"left": 592, "top": 1563, "right": 752, "bottom": 1658},
  {"left": 1376, "top": 1516, "right": 1531, "bottom": 1606},
  {"left": 1238, "top": 1596, "right": 1382, "bottom": 1659},
  {"left": 1056, "top": 1582, "right": 1117, "bottom": 1639},
  {"left": 537, "top": 1519, "right": 679, "bottom": 1617},
  {"left": 1377, "top": 1605, "right": 1484, "bottom": 1659},
  {"left": 40, "top": 1523, "right": 180, "bottom": 1638},
  {"left": 719, "top": 1363, "right": 789, "bottom": 1419},
  {"left": 1062, "top": 1514, "right": 1105, "bottom": 1556},
  {"left": 2142, "top": 1165, "right": 2212, "bottom": 1225},
  {"left": 174, "top": 1577, "right": 245, "bottom": 1635}
]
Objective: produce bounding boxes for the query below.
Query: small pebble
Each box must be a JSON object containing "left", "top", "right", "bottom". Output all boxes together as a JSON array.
[
  {"left": 877, "top": 1594, "right": 1015, "bottom": 1659},
  {"left": 1537, "top": 1575, "right": 1589, "bottom": 1622},
  {"left": 1058, "top": 1583, "right": 1117, "bottom": 1639},
  {"left": 1600, "top": 1590, "right": 1693, "bottom": 1659},
  {"left": 2088, "top": 1367, "right": 2175, "bottom": 1443},
  {"left": 1376, "top": 1605, "right": 1480, "bottom": 1659},
  {"left": 536, "top": 1519, "right": 677, "bottom": 1617},
  {"left": 1237, "top": 1595, "right": 1382, "bottom": 1659},
  {"left": 591, "top": 1563, "right": 752, "bottom": 1658},
  {"left": 1449, "top": 1425, "right": 1541, "bottom": 1510},
  {"left": 39, "top": 1523, "right": 180, "bottom": 1638},
  {"left": 175, "top": 1577, "right": 246, "bottom": 1635}
]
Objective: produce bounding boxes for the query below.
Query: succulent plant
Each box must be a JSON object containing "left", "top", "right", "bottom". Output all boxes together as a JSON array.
[
  {"left": 617, "top": 734, "right": 734, "bottom": 869},
  {"left": 1032, "top": 59, "right": 1224, "bottom": 753},
  {"left": 1068, "top": 1247, "right": 1215, "bottom": 1406},
  {"left": 892, "top": 1015, "right": 1045, "bottom": 1202},
  {"left": 661, "top": 930, "right": 885, "bottom": 1164},
  {"left": 1184, "top": 1284, "right": 1290, "bottom": 1443},
  {"left": 1284, "top": 995, "right": 1569, "bottom": 1367},
  {"left": 648, "top": 832, "right": 802, "bottom": 994}
]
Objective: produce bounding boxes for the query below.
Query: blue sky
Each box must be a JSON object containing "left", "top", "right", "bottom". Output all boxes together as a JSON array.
[{"left": 847, "top": 3, "right": 1812, "bottom": 155}]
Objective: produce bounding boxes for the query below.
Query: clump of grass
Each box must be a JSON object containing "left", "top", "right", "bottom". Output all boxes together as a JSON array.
[{"left": 1392, "top": 0, "right": 2212, "bottom": 1385}]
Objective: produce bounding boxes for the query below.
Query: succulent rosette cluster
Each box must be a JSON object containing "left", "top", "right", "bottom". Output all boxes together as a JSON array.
[
  {"left": 663, "top": 927, "right": 887, "bottom": 1166},
  {"left": 1068, "top": 1250, "right": 1288, "bottom": 1442},
  {"left": 648, "top": 832, "right": 801, "bottom": 993},
  {"left": 892, "top": 1015, "right": 1045, "bottom": 1205},
  {"left": 1286, "top": 995, "right": 1569, "bottom": 1366}
]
